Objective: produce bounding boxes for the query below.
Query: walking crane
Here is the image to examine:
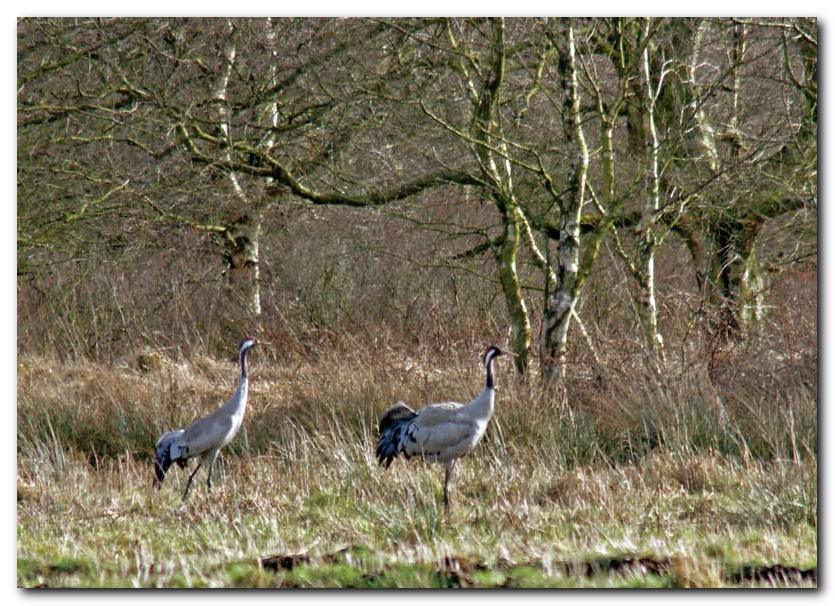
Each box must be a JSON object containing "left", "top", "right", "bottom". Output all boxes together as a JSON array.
[
  {"left": 376, "top": 344, "right": 510, "bottom": 510},
  {"left": 154, "top": 336, "right": 257, "bottom": 500}
]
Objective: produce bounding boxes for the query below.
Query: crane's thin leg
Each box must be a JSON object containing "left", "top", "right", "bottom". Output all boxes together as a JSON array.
[
  {"left": 443, "top": 460, "right": 456, "bottom": 512},
  {"left": 183, "top": 461, "right": 203, "bottom": 501},
  {"left": 205, "top": 450, "right": 220, "bottom": 490}
]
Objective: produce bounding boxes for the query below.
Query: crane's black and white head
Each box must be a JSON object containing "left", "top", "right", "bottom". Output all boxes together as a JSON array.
[
  {"left": 237, "top": 336, "right": 257, "bottom": 378},
  {"left": 482, "top": 344, "right": 507, "bottom": 366},
  {"left": 238, "top": 336, "right": 257, "bottom": 353},
  {"left": 482, "top": 344, "right": 510, "bottom": 390}
]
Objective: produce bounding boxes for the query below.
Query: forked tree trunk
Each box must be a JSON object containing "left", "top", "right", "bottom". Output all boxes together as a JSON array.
[
  {"left": 705, "top": 217, "right": 765, "bottom": 336},
  {"left": 688, "top": 20, "right": 766, "bottom": 338}
]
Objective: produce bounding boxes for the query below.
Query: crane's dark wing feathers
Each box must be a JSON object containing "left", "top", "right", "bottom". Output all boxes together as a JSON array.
[
  {"left": 154, "top": 429, "right": 185, "bottom": 486},
  {"left": 376, "top": 402, "right": 417, "bottom": 468}
]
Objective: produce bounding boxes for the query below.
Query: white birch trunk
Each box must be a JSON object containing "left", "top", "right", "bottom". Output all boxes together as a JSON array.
[
  {"left": 635, "top": 24, "right": 665, "bottom": 366},
  {"left": 540, "top": 22, "right": 588, "bottom": 382},
  {"left": 214, "top": 19, "right": 262, "bottom": 317}
]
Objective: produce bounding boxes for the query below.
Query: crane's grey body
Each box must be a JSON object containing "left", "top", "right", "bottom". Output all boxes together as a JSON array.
[
  {"left": 376, "top": 345, "right": 506, "bottom": 509},
  {"left": 385, "top": 392, "right": 494, "bottom": 464},
  {"left": 154, "top": 337, "right": 256, "bottom": 499}
]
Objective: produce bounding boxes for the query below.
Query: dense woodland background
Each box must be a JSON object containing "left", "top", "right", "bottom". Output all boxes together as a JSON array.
[{"left": 17, "top": 17, "right": 816, "bottom": 378}]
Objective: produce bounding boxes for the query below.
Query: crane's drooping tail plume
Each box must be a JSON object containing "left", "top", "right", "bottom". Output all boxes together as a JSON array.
[
  {"left": 375, "top": 401, "right": 417, "bottom": 468},
  {"left": 154, "top": 429, "right": 186, "bottom": 487}
]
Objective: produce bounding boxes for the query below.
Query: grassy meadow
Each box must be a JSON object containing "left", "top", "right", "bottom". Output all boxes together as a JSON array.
[{"left": 17, "top": 335, "right": 817, "bottom": 588}]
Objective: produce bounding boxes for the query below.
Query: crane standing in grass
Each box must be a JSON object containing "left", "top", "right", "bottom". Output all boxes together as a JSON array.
[
  {"left": 154, "top": 336, "right": 257, "bottom": 500},
  {"left": 375, "top": 344, "right": 511, "bottom": 510}
]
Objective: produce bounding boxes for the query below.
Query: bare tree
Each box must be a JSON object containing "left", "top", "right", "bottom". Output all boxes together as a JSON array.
[{"left": 18, "top": 18, "right": 478, "bottom": 325}]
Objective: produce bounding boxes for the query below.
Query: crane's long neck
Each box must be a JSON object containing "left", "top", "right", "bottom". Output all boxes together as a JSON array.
[
  {"left": 464, "top": 352, "right": 498, "bottom": 421},
  {"left": 240, "top": 346, "right": 250, "bottom": 379},
  {"left": 485, "top": 352, "right": 496, "bottom": 390},
  {"left": 230, "top": 346, "right": 251, "bottom": 414}
]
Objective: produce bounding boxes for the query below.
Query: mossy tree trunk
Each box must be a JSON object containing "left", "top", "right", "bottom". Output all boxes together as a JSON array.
[
  {"left": 494, "top": 205, "right": 532, "bottom": 374},
  {"left": 441, "top": 18, "right": 533, "bottom": 372}
]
